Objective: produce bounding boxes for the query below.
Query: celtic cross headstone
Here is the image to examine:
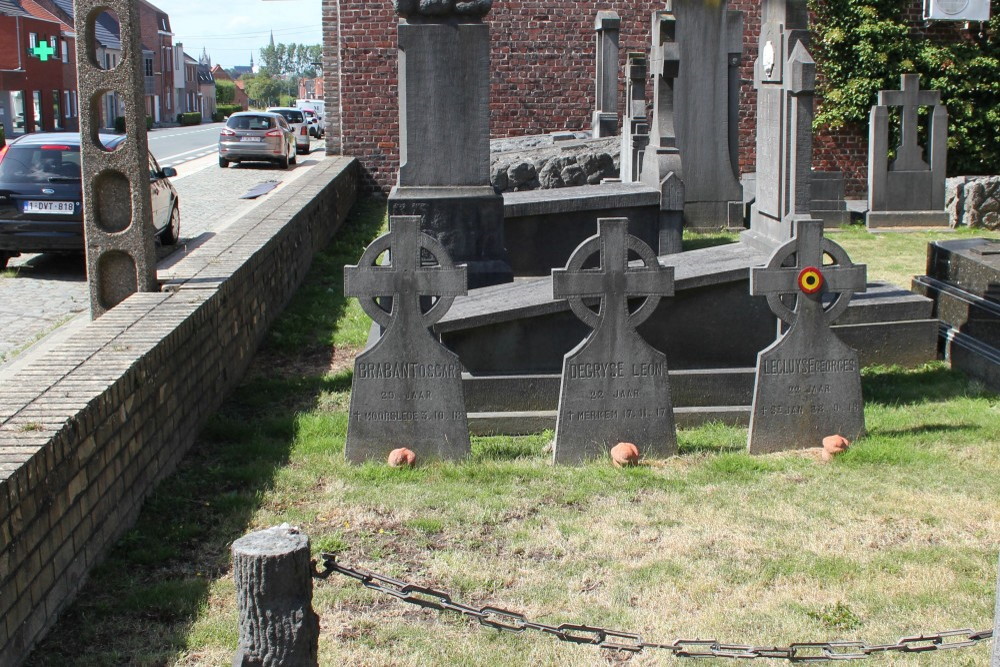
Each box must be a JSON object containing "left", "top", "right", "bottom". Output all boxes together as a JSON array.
[
  {"left": 748, "top": 219, "right": 867, "bottom": 454},
  {"left": 344, "top": 216, "right": 470, "bottom": 463},
  {"left": 551, "top": 218, "right": 677, "bottom": 464}
]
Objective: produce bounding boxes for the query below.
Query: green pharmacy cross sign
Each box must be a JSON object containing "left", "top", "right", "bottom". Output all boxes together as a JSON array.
[{"left": 29, "top": 40, "right": 56, "bottom": 62}]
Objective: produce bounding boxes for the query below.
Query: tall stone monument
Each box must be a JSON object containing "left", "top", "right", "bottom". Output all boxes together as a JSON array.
[
  {"left": 592, "top": 11, "right": 621, "bottom": 139},
  {"left": 74, "top": 0, "right": 158, "bottom": 317},
  {"left": 551, "top": 218, "right": 677, "bottom": 464},
  {"left": 344, "top": 215, "right": 471, "bottom": 463},
  {"left": 620, "top": 52, "right": 649, "bottom": 183},
  {"left": 867, "top": 74, "right": 949, "bottom": 229},
  {"left": 640, "top": 0, "right": 744, "bottom": 229},
  {"left": 745, "top": 0, "right": 816, "bottom": 252},
  {"left": 748, "top": 219, "right": 867, "bottom": 454},
  {"left": 387, "top": 0, "right": 512, "bottom": 288}
]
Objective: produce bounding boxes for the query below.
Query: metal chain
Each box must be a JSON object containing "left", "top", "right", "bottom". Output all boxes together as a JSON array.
[{"left": 314, "top": 553, "right": 995, "bottom": 661}]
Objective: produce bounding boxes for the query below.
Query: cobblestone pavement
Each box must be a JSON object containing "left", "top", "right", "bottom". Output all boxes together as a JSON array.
[{"left": 0, "top": 142, "right": 328, "bottom": 370}]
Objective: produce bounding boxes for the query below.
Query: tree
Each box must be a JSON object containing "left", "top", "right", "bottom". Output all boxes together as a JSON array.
[
  {"left": 244, "top": 74, "right": 283, "bottom": 107},
  {"left": 215, "top": 79, "right": 236, "bottom": 105},
  {"left": 259, "top": 42, "right": 322, "bottom": 78}
]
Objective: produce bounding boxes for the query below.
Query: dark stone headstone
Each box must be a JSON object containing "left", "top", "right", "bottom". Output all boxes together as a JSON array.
[
  {"left": 388, "top": 3, "right": 512, "bottom": 287},
  {"left": 551, "top": 218, "right": 677, "bottom": 464},
  {"left": 748, "top": 218, "right": 867, "bottom": 454},
  {"left": 867, "top": 74, "right": 948, "bottom": 228},
  {"left": 344, "top": 216, "right": 470, "bottom": 463}
]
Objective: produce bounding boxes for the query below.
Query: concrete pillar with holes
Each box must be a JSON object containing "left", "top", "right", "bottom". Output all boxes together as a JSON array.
[{"left": 74, "top": 0, "right": 158, "bottom": 318}]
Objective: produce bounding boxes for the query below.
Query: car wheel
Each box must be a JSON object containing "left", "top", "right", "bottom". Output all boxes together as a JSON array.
[
  {"left": 160, "top": 205, "right": 180, "bottom": 245},
  {"left": 279, "top": 149, "right": 289, "bottom": 170},
  {"left": 0, "top": 252, "right": 11, "bottom": 270},
  {"left": 299, "top": 143, "right": 310, "bottom": 156},
  {"left": 219, "top": 156, "right": 229, "bottom": 168},
  {"left": 290, "top": 146, "right": 298, "bottom": 165}
]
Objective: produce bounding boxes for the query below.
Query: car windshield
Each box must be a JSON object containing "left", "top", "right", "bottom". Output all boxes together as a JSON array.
[
  {"left": 273, "top": 109, "right": 304, "bottom": 124},
  {"left": 227, "top": 115, "right": 276, "bottom": 131},
  {"left": 0, "top": 144, "right": 82, "bottom": 183}
]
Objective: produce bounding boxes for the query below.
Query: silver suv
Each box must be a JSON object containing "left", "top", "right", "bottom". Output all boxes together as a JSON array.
[
  {"left": 266, "top": 107, "right": 311, "bottom": 155},
  {"left": 218, "top": 112, "right": 297, "bottom": 169}
]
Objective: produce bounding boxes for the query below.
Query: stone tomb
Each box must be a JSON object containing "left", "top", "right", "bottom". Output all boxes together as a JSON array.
[
  {"left": 867, "top": 74, "right": 949, "bottom": 229},
  {"left": 552, "top": 218, "right": 677, "bottom": 463},
  {"left": 748, "top": 219, "right": 867, "bottom": 454},
  {"left": 344, "top": 216, "right": 470, "bottom": 462}
]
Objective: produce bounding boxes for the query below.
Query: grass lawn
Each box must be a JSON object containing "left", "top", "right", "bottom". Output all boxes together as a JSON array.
[{"left": 26, "top": 201, "right": 1000, "bottom": 666}]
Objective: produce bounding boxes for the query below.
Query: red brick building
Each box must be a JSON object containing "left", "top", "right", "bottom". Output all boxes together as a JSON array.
[
  {"left": 138, "top": 0, "right": 174, "bottom": 124},
  {"left": 321, "top": 1, "right": 968, "bottom": 198},
  {"left": 0, "top": 0, "right": 77, "bottom": 137},
  {"left": 211, "top": 65, "right": 249, "bottom": 110}
]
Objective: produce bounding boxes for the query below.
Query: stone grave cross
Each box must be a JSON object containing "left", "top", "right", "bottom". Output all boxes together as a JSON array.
[
  {"left": 343, "top": 215, "right": 470, "bottom": 463},
  {"left": 880, "top": 74, "right": 940, "bottom": 171},
  {"left": 748, "top": 219, "right": 867, "bottom": 453},
  {"left": 551, "top": 218, "right": 677, "bottom": 464}
]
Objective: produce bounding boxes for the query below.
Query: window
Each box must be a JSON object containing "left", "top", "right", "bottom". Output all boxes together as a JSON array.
[
  {"left": 29, "top": 33, "right": 37, "bottom": 48},
  {"left": 64, "top": 91, "right": 71, "bottom": 117},
  {"left": 166, "top": 92, "right": 172, "bottom": 110},
  {"left": 52, "top": 90, "right": 62, "bottom": 129},
  {"left": 144, "top": 57, "right": 153, "bottom": 77},
  {"left": 61, "top": 40, "right": 68, "bottom": 63}
]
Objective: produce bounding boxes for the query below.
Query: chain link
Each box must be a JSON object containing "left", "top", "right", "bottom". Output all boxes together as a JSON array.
[{"left": 315, "top": 553, "right": 995, "bottom": 661}]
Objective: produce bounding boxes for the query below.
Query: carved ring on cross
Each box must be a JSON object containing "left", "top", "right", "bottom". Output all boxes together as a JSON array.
[
  {"left": 352, "top": 230, "right": 461, "bottom": 330},
  {"left": 762, "top": 234, "right": 860, "bottom": 327},
  {"left": 561, "top": 233, "right": 664, "bottom": 331}
]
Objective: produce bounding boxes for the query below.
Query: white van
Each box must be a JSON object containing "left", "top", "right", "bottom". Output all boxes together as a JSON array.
[{"left": 295, "top": 99, "right": 325, "bottom": 121}]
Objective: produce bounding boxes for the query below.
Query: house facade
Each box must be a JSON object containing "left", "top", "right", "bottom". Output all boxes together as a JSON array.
[
  {"left": 137, "top": 0, "right": 174, "bottom": 124},
  {"left": 0, "top": 0, "right": 77, "bottom": 137}
]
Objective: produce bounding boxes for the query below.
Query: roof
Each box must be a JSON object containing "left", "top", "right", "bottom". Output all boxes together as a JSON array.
[
  {"left": 0, "top": 0, "right": 34, "bottom": 19},
  {"left": 184, "top": 52, "right": 198, "bottom": 65},
  {"left": 210, "top": 65, "right": 232, "bottom": 81},
  {"left": 18, "top": 0, "right": 71, "bottom": 31},
  {"left": 196, "top": 65, "right": 214, "bottom": 84},
  {"left": 231, "top": 65, "right": 253, "bottom": 76},
  {"left": 49, "top": 0, "right": 121, "bottom": 49}
]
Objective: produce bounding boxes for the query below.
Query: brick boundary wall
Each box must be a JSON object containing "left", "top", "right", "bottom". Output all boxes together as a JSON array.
[
  {"left": 0, "top": 157, "right": 358, "bottom": 665},
  {"left": 322, "top": 1, "right": 965, "bottom": 199}
]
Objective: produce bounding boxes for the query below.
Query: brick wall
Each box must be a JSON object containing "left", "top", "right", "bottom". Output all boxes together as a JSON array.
[
  {"left": 322, "top": 1, "right": 966, "bottom": 199},
  {"left": 0, "top": 157, "right": 358, "bottom": 665}
]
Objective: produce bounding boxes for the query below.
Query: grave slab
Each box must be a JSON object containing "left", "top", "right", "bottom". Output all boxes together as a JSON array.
[
  {"left": 552, "top": 218, "right": 677, "bottom": 463},
  {"left": 344, "top": 216, "right": 470, "bottom": 462},
  {"left": 748, "top": 219, "right": 867, "bottom": 453}
]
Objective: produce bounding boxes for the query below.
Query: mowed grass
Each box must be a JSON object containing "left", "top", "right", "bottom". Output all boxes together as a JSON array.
[{"left": 25, "top": 202, "right": 1000, "bottom": 666}]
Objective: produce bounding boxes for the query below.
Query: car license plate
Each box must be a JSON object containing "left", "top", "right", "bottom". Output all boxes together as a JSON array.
[
  {"left": 24, "top": 201, "right": 74, "bottom": 214},
  {"left": 240, "top": 136, "right": 262, "bottom": 142}
]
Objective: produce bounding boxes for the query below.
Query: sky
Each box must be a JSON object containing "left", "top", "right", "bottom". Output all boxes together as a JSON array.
[{"left": 150, "top": 0, "right": 323, "bottom": 70}]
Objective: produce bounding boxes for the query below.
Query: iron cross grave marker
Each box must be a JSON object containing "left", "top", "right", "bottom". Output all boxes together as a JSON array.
[
  {"left": 343, "top": 215, "right": 470, "bottom": 463},
  {"left": 748, "top": 218, "right": 867, "bottom": 454},
  {"left": 551, "top": 217, "right": 677, "bottom": 464}
]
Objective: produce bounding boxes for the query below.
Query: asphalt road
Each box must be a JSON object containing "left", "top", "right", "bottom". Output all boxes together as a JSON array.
[
  {"left": 148, "top": 122, "right": 225, "bottom": 169},
  {"left": 0, "top": 138, "right": 328, "bottom": 374}
]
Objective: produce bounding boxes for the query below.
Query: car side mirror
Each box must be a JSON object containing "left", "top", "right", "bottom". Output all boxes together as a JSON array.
[{"left": 161, "top": 167, "right": 177, "bottom": 178}]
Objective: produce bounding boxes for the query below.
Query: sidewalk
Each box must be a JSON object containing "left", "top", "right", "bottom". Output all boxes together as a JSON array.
[{"left": 0, "top": 148, "right": 330, "bottom": 378}]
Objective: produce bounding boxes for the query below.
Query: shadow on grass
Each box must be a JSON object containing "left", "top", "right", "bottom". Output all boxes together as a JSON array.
[
  {"left": 872, "top": 423, "right": 977, "bottom": 438},
  {"left": 24, "top": 198, "right": 387, "bottom": 666},
  {"left": 682, "top": 232, "right": 740, "bottom": 252},
  {"left": 862, "top": 362, "right": 994, "bottom": 406}
]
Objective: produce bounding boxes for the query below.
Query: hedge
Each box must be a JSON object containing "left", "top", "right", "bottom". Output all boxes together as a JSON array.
[
  {"left": 114, "top": 116, "right": 154, "bottom": 133},
  {"left": 212, "top": 104, "right": 243, "bottom": 122},
  {"left": 177, "top": 112, "right": 201, "bottom": 126}
]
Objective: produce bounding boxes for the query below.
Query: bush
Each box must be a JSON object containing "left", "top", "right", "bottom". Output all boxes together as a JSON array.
[
  {"left": 212, "top": 104, "right": 243, "bottom": 123},
  {"left": 114, "top": 115, "right": 155, "bottom": 132},
  {"left": 810, "top": 0, "right": 1000, "bottom": 176},
  {"left": 176, "top": 112, "right": 201, "bottom": 126}
]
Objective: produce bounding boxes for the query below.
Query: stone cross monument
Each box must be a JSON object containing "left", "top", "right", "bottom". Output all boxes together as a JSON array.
[
  {"left": 387, "top": 0, "right": 512, "bottom": 288},
  {"left": 867, "top": 74, "right": 949, "bottom": 228},
  {"left": 551, "top": 218, "right": 677, "bottom": 464},
  {"left": 344, "top": 215, "right": 470, "bottom": 463},
  {"left": 619, "top": 52, "right": 649, "bottom": 183},
  {"left": 640, "top": 0, "right": 744, "bottom": 230},
  {"left": 748, "top": 219, "right": 867, "bottom": 454},
  {"left": 745, "top": 0, "right": 815, "bottom": 251},
  {"left": 592, "top": 11, "right": 621, "bottom": 139},
  {"left": 74, "top": 0, "right": 158, "bottom": 318}
]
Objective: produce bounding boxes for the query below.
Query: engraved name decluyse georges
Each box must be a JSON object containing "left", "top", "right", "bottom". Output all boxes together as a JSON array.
[{"left": 748, "top": 218, "right": 867, "bottom": 454}]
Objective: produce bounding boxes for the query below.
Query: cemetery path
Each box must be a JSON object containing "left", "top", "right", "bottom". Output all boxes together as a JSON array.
[{"left": 0, "top": 149, "right": 331, "bottom": 377}]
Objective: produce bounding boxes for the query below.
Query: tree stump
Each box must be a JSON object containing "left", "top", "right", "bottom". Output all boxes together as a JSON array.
[{"left": 232, "top": 525, "right": 319, "bottom": 667}]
